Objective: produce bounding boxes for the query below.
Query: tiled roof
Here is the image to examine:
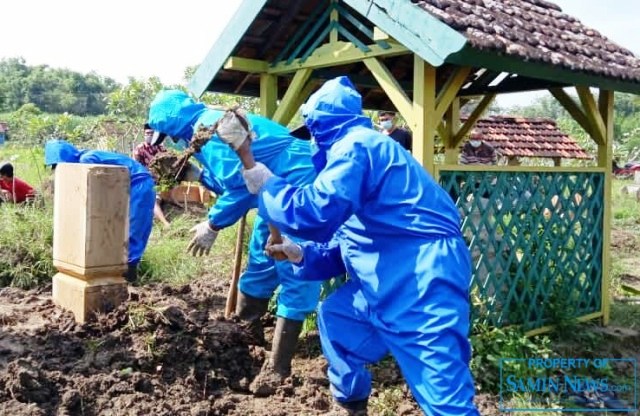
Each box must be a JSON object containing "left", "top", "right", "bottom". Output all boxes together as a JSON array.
[
  {"left": 467, "top": 116, "right": 591, "bottom": 159},
  {"left": 413, "top": 0, "right": 640, "bottom": 82}
]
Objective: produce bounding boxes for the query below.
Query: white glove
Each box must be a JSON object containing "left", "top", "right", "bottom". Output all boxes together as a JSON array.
[
  {"left": 187, "top": 221, "right": 219, "bottom": 256},
  {"left": 215, "top": 107, "right": 252, "bottom": 150},
  {"left": 242, "top": 162, "right": 274, "bottom": 194},
  {"left": 181, "top": 162, "right": 202, "bottom": 182},
  {"left": 265, "top": 235, "right": 303, "bottom": 263}
]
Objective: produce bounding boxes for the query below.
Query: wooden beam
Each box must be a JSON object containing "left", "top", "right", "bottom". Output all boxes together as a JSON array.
[
  {"left": 435, "top": 67, "right": 472, "bottom": 122},
  {"left": 413, "top": 56, "right": 437, "bottom": 173},
  {"left": 444, "top": 98, "right": 461, "bottom": 164},
  {"left": 451, "top": 93, "right": 495, "bottom": 146},
  {"left": 576, "top": 86, "right": 606, "bottom": 146},
  {"left": 259, "top": 74, "right": 278, "bottom": 118},
  {"left": 223, "top": 56, "right": 269, "bottom": 73},
  {"left": 598, "top": 89, "right": 614, "bottom": 326},
  {"left": 373, "top": 26, "right": 389, "bottom": 41},
  {"left": 279, "top": 81, "right": 319, "bottom": 126},
  {"left": 272, "top": 69, "right": 313, "bottom": 125},
  {"left": 329, "top": 0, "right": 339, "bottom": 43},
  {"left": 269, "top": 41, "right": 409, "bottom": 75},
  {"left": 363, "top": 57, "right": 414, "bottom": 127},
  {"left": 548, "top": 88, "right": 597, "bottom": 143}
]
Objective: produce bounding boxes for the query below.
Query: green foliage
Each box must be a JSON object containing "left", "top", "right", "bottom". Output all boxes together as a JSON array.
[
  {"left": 470, "top": 324, "right": 553, "bottom": 393},
  {"left": 2, "top": 106, "right": 99, "bottom": 145},
  {"left": 200, "top": 92, "right": 260, "bottom": 114},
  {"left": 0, "top": 57, "right": 117, "bottom": 115},
  {"left": 0, "top": 203, "right": 54, "bottom": 288},
  {"left": 105, "top": 77, "right": 166, "bottom": 124}
]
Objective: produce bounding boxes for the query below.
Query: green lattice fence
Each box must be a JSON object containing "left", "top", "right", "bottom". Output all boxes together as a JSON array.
[{"left": 438, "top": 168, "right": 605, "bottom": 331}]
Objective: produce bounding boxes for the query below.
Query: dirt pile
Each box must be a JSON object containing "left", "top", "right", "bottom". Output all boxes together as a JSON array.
[{"left": 0, "top": 278, "right": 423, "bottom": 415}]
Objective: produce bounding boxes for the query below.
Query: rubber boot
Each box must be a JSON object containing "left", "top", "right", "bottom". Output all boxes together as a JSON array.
[
  {"left": 235, "top": 291, "right": 270, "bottom": 345},
  {"left": 123, "top": 264, "right": 138, "bottom": 283},
  {"left": 249, "top": 317, "right": 303, "bottom": 397},
  {"left": 326, "top": 399, "right": 368, "bottom": 416}
]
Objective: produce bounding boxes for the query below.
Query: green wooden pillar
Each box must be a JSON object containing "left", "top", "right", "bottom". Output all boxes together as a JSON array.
[
  {"left": 413, "top": 55, "right": 437, "bottom": 173},
  {"left": 260, "top": 74, "right": 278, "bottom": 118},
  {"left": 598, "top": 89, "right": 614, "bottom": 326}
]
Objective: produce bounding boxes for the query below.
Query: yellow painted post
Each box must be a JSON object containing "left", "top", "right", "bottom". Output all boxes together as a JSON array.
[
  {"left": 598, "top": 89, "right": 614, "bottom": 326},
  {"left": 273, "top": 68, "right": 312, "bottom": 125},
  {"left": 412, "top": 55, "right": 437, "bottom": 173},
  {"left": 444, "top": 98, "right": 460, "bottom": 164},
  {"left": 330, "top": 0, "right": 339, "bottom": 43},
  {"left": 260, "top": 74, "right": 278, "bottom": 118}
]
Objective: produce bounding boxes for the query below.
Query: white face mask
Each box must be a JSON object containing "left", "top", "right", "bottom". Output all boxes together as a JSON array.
[
  {"left": 380, "top": 120, "right": 393, "bottom": 130},
  {"left": 469, "top": 140, "right": 481, "bottom": 148}
]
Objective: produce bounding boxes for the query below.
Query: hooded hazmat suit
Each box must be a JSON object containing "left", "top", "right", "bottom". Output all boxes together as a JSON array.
[
  {"left": 147, "top": 90, "right": 321, "bottom": 321},
  {"left": 254, "top": 77, "right": 479, "bottom": 415},
  {"left": 44, "top": 139, "right": 156, "bottom": 267}
]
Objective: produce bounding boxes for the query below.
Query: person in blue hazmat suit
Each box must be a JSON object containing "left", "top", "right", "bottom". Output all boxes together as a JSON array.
[
  {"left": 147, "top": 90, "right": 322, "bottom": 396},
  {"left": 44, "top": 139, "right": 156, "bottom": 283},
  {"left": 240, "top": 77, "right": 479, "bottom": 416}
]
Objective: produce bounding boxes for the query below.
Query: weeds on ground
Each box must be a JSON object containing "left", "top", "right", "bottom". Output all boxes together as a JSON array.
[{"left": 0, "top": 203, "right": 54, "bottom": 288}]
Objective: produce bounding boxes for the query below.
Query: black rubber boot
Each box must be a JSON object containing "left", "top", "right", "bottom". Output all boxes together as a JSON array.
[
  {"left": 327, "top": 399, "right": 369, "bottom": 416},
  {"left": 123, "top": 264, "right": 138, "bottom": 283},
  {"left": 235, "top": 291, "right": 270, "bottom": 344},
  {"left": 249, "top": 317, "right": 303, "bottom": 397}
]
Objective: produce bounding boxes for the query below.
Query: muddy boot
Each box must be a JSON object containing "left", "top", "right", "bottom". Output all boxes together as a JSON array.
[
  {"left": 326, "top": 399, "right": 368, "bottom": 416},
  {"left": 236, "top": 291, "right": 270, "bottom": 345},
  {"left": 123, "top": 264, "right": 138, "bottom": 283},
  {"left": 249, "top": 317, "right": 302, "bottom": 397}
]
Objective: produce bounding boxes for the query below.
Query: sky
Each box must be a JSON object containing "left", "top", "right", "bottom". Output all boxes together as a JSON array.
[{"left": 1, "top": 0, "right": 639, "bottom": 107}]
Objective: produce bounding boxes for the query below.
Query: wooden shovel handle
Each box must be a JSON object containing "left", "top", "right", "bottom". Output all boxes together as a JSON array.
[{"left": 225, "top": 214, "right": 247, "bottom": 318}]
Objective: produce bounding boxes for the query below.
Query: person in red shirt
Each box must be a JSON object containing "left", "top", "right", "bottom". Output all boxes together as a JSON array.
[
  {"left": 133, "top": 123, "right": 171, "bottom": 227},
  {"left": 0, "top": 161, "right": 36, "bottom": 204}
]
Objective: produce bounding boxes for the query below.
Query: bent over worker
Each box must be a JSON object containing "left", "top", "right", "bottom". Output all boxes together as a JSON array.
[
  {"left": 44, "top": 139, "right": 156, "bottom": 283},
  {"left": 147, "top": 90, "right": 322, "bottom": 396},
  {"left": 240, "top": 76, "right": 479, "bottom": 416}
]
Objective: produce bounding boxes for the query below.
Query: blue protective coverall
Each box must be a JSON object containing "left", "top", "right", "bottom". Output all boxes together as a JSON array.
[
  {"left": 255, "top": 77, "right": 479, "bottom": 415},
  {"left": 44, "top": 139, "right": 156, "bottom": 267},
  {"left": 147, "top": 90, "right": 321, "bottom": 321}
]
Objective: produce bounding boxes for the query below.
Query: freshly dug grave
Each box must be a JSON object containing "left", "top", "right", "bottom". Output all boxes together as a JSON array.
[{"left": 0, "top": 276, "right": 432, "bottom": 415}]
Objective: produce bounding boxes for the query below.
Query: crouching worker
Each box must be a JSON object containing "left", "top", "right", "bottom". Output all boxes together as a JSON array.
[
  {"left": 147, "top": 90, "right": 321, "bottom": 396},
  {"left": 44, "top": 139, "right": 156, "bottom": 283},
  {"left": 241, "top": 77, "right": 479, "bottom": 415},
  {"left": 0, "top": 161, "right": 37, "bottom": 204}
]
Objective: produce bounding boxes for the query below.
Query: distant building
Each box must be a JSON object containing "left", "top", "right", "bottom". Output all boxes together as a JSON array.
[{"left": 463, "top": 116, "right": 591, "bottom": 166}]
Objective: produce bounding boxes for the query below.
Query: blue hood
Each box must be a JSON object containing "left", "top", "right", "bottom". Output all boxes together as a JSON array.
[
  {"left": 44, "top": 139, "right": 82, "bottom": 165},
  {"left": 148, "top": 90, "right": 207, "bottom": 140},
  {"left": 302, "top": 76, "right": 373, "bottom": 149}
]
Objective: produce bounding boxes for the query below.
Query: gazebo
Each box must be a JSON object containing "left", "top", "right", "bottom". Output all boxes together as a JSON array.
[{"left": 188, "top": 0, "right": 640, "bottom": 333}]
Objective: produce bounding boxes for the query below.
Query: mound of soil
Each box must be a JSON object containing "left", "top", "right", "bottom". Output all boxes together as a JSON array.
[{"left": 0, "top": 276, "right": 432, "bottom": 415}]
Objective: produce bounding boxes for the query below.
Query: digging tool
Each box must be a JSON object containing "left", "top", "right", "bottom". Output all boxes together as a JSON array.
[{"left": 225, "top": 214, "right": 247, "bottom": 318}]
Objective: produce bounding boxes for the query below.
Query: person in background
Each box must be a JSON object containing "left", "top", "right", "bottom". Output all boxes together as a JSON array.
[
  {"left": 0, "top": 161, "right": 36, "bottom": 204},
  {"left": 377, "top": 110, "right": 412, "bottom": 152},
  {"left": 147, "top": 90, "right": 322, "bottom": 397},
  {"left": 44, "top": 139, "right": 156, "bottom": 283},
  {"left": 133, "top": 123, "right": 171, "bottom": 227},
  {"left": 459, "top": 137, "right": 497, "bottom": 165},
  {"left": 240, "top": 76, "right": 479, "bottom": 416}
]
